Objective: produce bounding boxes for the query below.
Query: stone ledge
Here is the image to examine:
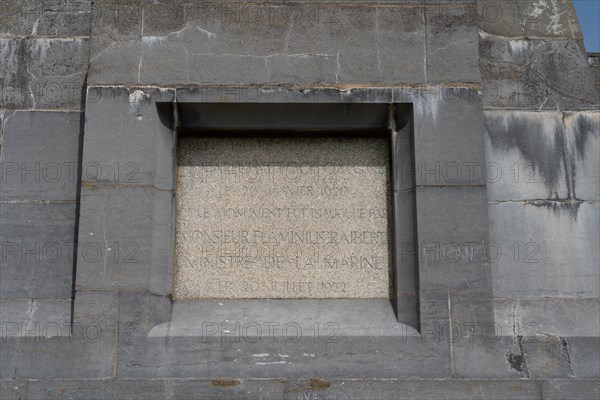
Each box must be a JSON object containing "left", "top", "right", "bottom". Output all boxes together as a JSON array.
[{"left": 2, "top": 378, "right": 598, "bottom": 400}]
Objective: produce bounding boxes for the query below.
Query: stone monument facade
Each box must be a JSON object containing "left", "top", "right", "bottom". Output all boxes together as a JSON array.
[{"left": 0, "top": 1, "right": 598, "bottom": 398}]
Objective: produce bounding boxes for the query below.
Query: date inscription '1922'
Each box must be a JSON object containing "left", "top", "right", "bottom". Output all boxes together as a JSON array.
[{"left": 174, "top": 136, "right": 391, "bottom": 299}]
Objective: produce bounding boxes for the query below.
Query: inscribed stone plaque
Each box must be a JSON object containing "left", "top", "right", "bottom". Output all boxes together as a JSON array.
[{"left": 174, "top": 135, "right": 391, "bottom": 299}]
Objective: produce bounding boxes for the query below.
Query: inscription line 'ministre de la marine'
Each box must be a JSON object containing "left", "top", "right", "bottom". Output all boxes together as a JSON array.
[{"left": 174, "top": 135, "right": 393, "bottom": 299}]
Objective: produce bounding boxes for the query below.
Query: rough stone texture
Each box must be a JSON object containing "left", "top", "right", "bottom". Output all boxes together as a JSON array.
[
  {"left": 0, "top": 380, "right": 28, "bottom": 400},
  {"left": 28, "top": 379, "right": 284, "bottom": 400},
  {"left": 0, "top": 379, "right": 596, "bottom": 400},
  {"left": 589, "top": 53, "right": 600, "bottom": 89},
  {"left": 0, "top": 39, "right": 28, "bottom": 109},
  {"left": 0, "top": 38, "right": 89, "bottom": 110},
  {"left": 284, "top": 378, "right": 539, "bottom": 399},
  {"left": 480, "top": 36, "right": 598, "bottom": 110},
  {"left": 175, "top": 135, "right": 391, "bottom": 299},
  {"left": 521, "top": 334, "right": 572, "bottom": 379},
  {"left": 0, "top": 0, "right": 91, "bottom": 37},
  {"left": 481, "top": 0, "right": 582, "bottom": 39},
  {"left": 425, "top": 1, "right": 481, "bottom": 83},
  {"left": 8, "top": 378, "right": 600, "bottom": 400},
  {"left": 0, "top": 111, "right": 82, "bottom": 201},
  {"left": 89, "top": 2, "right": 432, "bottom": 85}
]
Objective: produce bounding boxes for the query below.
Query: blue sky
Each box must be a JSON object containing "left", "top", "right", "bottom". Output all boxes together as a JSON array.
[{"left": 573, "top": 0, "right": 600, "bottom": 52}]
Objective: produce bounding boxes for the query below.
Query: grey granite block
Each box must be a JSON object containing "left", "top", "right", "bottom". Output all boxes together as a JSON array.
[
  {"left": 493, "top": 298, "right": 600, "bottom": 338},
  {"left": 0, "top": 38, "right": 88, "bottom": 110},
  {"left": 0, "top": 0, "right": 91, "bottom": 37},
  {"left": 0, "top": 299, "right": 71, "bottom": 339},
  {"left": 489, "top": 201, "right": 600, "bottom": 298},
  {"left": 481, "top": 0, "right": 582, "bottom": 39},
  {"left": 0, "top": 39, "right": 28, "bottom": 109},
  {"left": 0, "top": 380, "right": 28, "bottom": 400},
  {"left": 83, "top": 86, "right": 175, "bottom": 190},
  {"left": 450, "top": 291, "right": 523, "bottom": 379},
  {"left": 0, "top": 202, "right": 75, "bottom": 298},
  {"left": 480, "top": 38, "right": 598, "bottom": 110},
  {"left": 453, "top": 335, "right": 524, "bottom": 379},
  {"left": 24, "top": 38, "right": 89, "bottom": 110},
  {"left": 76, "top": 186, "right": 173, "bottom": 292},
  {"left": 413, "top": 89, "right": 487, "bottom": 186},
  {"left": 415, "top": 186, "right": 492, "bottom": 290},
  {"left": 566, "top": 337, "right": 600, "bottom": 379},
  {"left": 88, "top": 2, "right": 142, "bottom": 85},
  {"left": 94, "top": 2, "right": 428, "bottom": 85},
  {"left": 541, "top": 379, "right": 600, "bottom": 400},
  {"left": 0, "top": 111, "right": 81, "bottom": 201},
  {"left": 426, "top": 1, "right": 481, "bottom": 83},
  {"left": 1, "top": 291, "right": 117, "bottom": 379}
]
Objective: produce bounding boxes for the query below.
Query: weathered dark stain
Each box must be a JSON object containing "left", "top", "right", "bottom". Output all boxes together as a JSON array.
[
  {"left": 485, "top": 112, "right": 565, "bottom": 199},
  {"left": 507, "top": 353, "right": 526, "bottom": 372},
  {"left": 566, "top": 112, "right": 599, "bottom": 198},
  {"left": 527, "top": 199, "right": 582, "bottom": 219}
]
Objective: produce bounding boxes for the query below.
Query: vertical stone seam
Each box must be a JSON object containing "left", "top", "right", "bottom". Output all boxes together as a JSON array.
[
  {"left": 560, "top": 112, "right": 576, "bottom": 200},
  {"left": 113, "top": 291, "right": 121, "bottom": 378},
  {"left": 170, "top": 96, "right": 179, "bottom": 298},
  {"left": 0, "top": 112, "right": 4, "bottom": 160},
  {"left": 422, "top": 0, "right": 428, "bottom": 83},
  {"left": 138, "top": 7, "right": 145, "bottom": 84},
  {"left": 447, "top": 289, "right": 455, "bottom": 378}
]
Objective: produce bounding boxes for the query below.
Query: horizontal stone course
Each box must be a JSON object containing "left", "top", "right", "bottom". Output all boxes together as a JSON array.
[
  {"left": 3, "top": 378, "right": 600, "bottom": 400},
  {"left": 6, "top": 378, "right": 599, "bottom": 400}
]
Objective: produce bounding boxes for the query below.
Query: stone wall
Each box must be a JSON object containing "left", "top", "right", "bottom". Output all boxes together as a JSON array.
[
  {"left": 590, "top": 52, "right": 600, "bottom": 90},
  {"left": 1, "top": 1, "right": 598, "bottom": 398}
]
